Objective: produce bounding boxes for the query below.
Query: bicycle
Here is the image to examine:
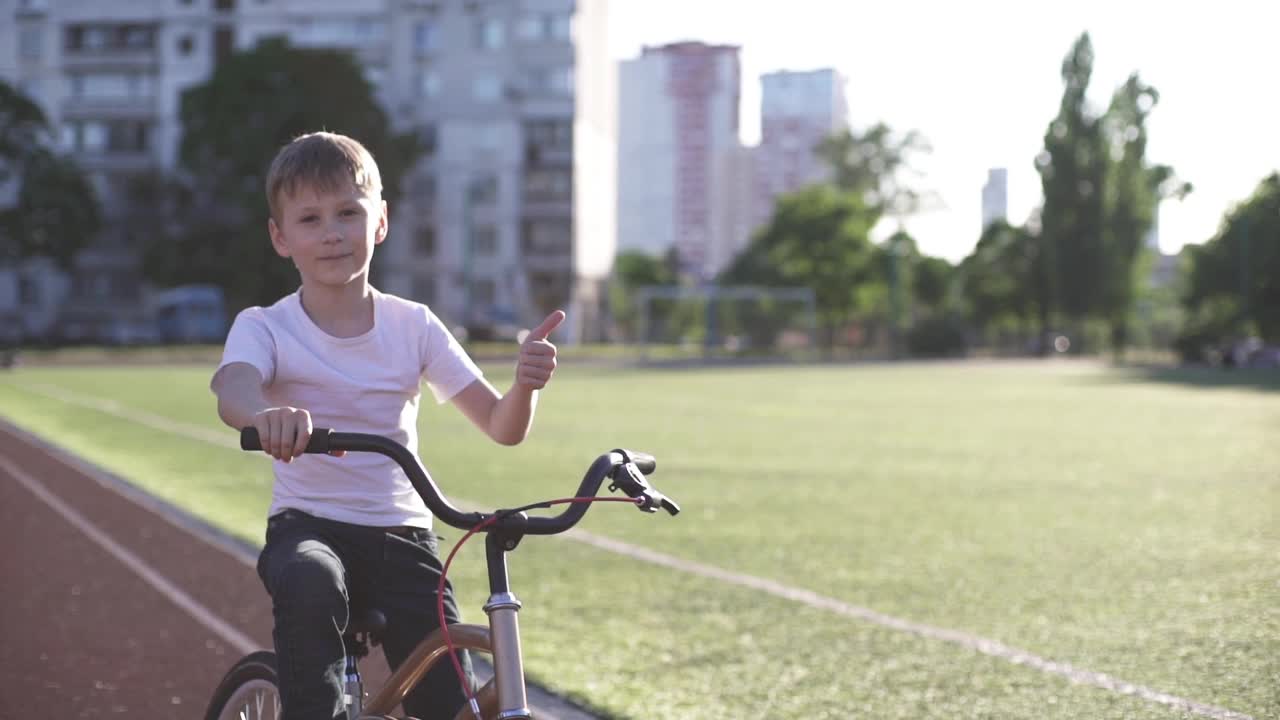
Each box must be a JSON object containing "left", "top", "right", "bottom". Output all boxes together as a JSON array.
[{"left": 204, "top": 427, "right": 680, "bottom": 720}]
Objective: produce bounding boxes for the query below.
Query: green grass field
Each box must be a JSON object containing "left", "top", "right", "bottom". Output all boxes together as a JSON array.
[{"left": 1, "top": 361, "right": 1276, "bottom": 719}]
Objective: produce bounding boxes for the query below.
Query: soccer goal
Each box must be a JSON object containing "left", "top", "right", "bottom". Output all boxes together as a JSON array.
[{"left": 631, "top": 285, "right": 818, "bottom": 362}]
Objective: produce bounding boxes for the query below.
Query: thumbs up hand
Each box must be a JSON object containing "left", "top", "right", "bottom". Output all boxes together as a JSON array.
[{"left": 516, "top": 310, "right": 565, "bottom": 390}]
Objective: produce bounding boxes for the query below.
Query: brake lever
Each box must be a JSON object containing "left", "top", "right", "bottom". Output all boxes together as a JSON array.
[{"left": 610, "top": 462, "right": 680, "bottom": 516}]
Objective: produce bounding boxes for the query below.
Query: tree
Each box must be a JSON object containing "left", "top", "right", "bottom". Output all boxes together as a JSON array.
[
  {"left": 609, "top": 250, "right": 676, "bottom": 341},
  {"left": 1099, "top": 74, "right": 1191, "bottom": 358},
  {"left": 143, "top": 38, "right": 422, "bottom": 311},
  {"left": 1182, "top": 173, "right": 1280, "bottom": 344},
  {"left": 0, "top": 80, "right": 99, "bottom": 269},
  {"left": 722, "top": 185, "right": 880, "bottom": 349},
  {"left": 1036, "top": 33, "right": 1109, "bottom": 337},
  {"left": 960, "top": 220, "right": 1043, "bottom": 342},
  {"left": 2, "top": 149, "right": 101, "bottom": 269},
  {"left": 814, "top": 122, "right": 932, "bottom": 219}
]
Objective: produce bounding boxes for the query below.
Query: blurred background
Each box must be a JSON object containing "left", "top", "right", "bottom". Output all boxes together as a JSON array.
[{"left": 0, "top": 0, "right": 1276, "bottom": 366}]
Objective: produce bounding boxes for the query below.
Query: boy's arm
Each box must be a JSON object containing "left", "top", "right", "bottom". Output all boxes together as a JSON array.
[
  {"left": 212, "top": 362, "right": 322, "bottom": 462},
  {"left": 450, "top": 311, "right": 564, "bottom": 446},
  {"left": 211, "top": 362, "right": 270, "bottom": 430}
]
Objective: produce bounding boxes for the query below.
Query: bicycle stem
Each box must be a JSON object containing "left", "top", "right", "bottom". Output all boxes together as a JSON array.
[{"left": 484, "top": 532, "right": 531, "bottom": 719}]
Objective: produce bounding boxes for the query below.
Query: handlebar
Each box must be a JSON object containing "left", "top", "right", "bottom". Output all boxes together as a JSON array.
[{"left": 240, "top": 428, "right": 678, "bottom": 533}]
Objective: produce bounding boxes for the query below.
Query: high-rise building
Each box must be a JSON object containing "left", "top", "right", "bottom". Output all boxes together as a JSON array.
[
  {"left": 981, "top": 167, "right": 1008, "bottom": 230},
  {"left": 616, "top": 41, "right": 741, "bottom": 280},
  {"left": 0, "top": 0, "right": 614, "bottom": 342},
  {"left": 752, "top": 68, "right": 848, "bottom": 231}
]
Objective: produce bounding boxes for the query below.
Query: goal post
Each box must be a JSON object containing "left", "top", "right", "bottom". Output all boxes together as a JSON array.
[{"left": 632, "top": 285, "right": 818, "bottom": 361}]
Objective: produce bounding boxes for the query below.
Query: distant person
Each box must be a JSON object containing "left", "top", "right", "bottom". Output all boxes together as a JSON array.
[{"left": 209, "top": 131, "right": 564, "bottom": 720}]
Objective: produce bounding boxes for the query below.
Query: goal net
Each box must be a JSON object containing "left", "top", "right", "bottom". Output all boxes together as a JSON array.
[{"left": 629, "top": 285, "right": 818, "bottom": 361}]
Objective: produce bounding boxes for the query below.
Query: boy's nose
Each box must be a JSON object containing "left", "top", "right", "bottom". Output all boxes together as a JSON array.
[{"left": 322, "top": 223, "right": 344, "bottom": 243}]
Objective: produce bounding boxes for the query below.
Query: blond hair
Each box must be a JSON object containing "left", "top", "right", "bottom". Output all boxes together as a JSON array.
[{"left": 265, "top": 132, "right": 382, "bottom": 221}]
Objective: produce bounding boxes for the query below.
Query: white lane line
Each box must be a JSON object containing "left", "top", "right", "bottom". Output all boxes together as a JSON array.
[
  {"left": 0, "top": 454, "right": 257, "bottom": 656},
  {"left": 11, "top": 381, "right": 1257, "bottom": 720},
  {"left": 562, "top": 531, "right": 1253, "bottom": 720}
]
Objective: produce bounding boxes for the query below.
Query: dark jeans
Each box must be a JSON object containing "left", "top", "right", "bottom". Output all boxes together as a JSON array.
[{"left": 256, "top": 509, "right": 475, "bottom": 720}]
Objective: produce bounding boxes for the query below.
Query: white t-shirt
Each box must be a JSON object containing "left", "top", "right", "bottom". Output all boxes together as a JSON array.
[{"left": 213, "top": 287, "right": 483, "bottom": 528}]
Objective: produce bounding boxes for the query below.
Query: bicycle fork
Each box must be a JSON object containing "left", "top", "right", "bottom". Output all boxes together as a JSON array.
[{"left": 484, "top": 532, "right": 531, "bottom": 720}]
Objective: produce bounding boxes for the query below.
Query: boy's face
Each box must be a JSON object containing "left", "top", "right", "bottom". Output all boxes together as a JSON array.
[{"left": 268, "top": 179, "right": 387, "bottom": 291}]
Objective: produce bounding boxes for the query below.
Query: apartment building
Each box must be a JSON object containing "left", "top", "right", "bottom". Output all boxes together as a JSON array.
[
  {"left": 752, "top": 68, "right": 848, "bottom": 232},
  {"left": 616, "top": 41, "right": 740, "bottom": 281},
  {"left": 0, "top": 0, "right": 614, "bottom": 342}
]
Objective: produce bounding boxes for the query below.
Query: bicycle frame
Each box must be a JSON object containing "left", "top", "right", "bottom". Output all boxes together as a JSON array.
[{"left": 357, "top": 533, "right": 529, "bottom": 718}]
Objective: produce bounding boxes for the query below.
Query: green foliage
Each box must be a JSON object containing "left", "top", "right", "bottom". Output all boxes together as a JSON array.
[
  {"left": 0, "top": 80, "right": 51, "bottom": 168},
  {"left": 609, "top": 251, "right": 676, "bottom": 341},
  {"left": 960, "top": 221, "right": 1041, "bottom": 331},
  {"left": 143, "top": 38, "right": 421, "bottom": 311},
  {"left": 722, "top": 185, "right": 880, "bottom": 347},
  {"left": 913, "top": 255, "right": 955, "bottom": 312},
  {"left": 1183, "top": 173, "right": 1280, "bottom": 343},
  {"left": 0, "top": 80, "right": 100, "bottom": 268},
  {"left": 1036, "top": 33, "right": 1109, "bottom": 328},
  {"left": 814, "top": 122, "right": 931, "bottom": 217},
  {"left": 1098, "top": 74, "right": 1191, "bottom": 357}
]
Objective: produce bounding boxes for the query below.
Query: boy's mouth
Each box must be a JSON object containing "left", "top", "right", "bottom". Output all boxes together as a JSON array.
[{"left": 318, "top": 253, "right": 353, "bottom": 261}]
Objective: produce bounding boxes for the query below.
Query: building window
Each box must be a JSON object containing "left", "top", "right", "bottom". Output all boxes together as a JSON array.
[
  {"left": 472, "top": 73, "right": 501, "bottom": 102},
  {"left": 467, "top": 175, "right": 498, "bottom": 206},
  {"left": 524, "top": 118, "right": 572, "bottom": 156},
  {"left": 523, "top": 168, "right": 571, "bottom": 203},
  {"left": 419, "top": 69, "right": 442, "bottom": 99},
  {"left": 19, "top": 25, "right": 43, "bottom": 59},
  {"left": 517, "top": 12, "right": 572, "bottom": 42},
  {"left": 178, "top": 34, "right": 195, "bottom": 55},
  {"left": 413, "top": 20, "right": 439, "bottom": 55},
  {"left": 413, "top": 274, "right": 435, "bottom": 304},
  {"left": 418, "top": 124, "right": 438, "bottom": 155},
  {"left": 70, "top": 73, "right": 155, "bottom": 100},
  {"left": 474, "top": 18, "right": 504, "bottom": 50},
  {"left": 215, "top": 0, "right": 236, "bottom": 11},
  {"left": 64, "top": 120, "right": 150, "bottom": 153},
  {"left": 522, "top": 219, "right": 571, "bottom": 255},
  {"left": 123, "top": 25, "right": 153, "bottom": 49},
  {"left": 524, "top": 66, "right": 573, "bottom": 98},
  {"left": 472, "top": 278, "right": 496, "bottom": 305},
  {"left": 415, "top": 225, "right": 435, "bottom": 255},
  {"left": 471, "top": 226, "right": 498, "bottom": 256},
  {"left": 82, "top": 122, "right": 108, "bottom": 152},
  {"left": 18, "top": 275, "right": 38, "bottom": 306},
  {"left": 411, "top": 171, "right": 436, "bottom": 206}
]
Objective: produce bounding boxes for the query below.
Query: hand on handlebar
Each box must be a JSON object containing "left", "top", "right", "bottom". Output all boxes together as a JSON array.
[{"left": 247, "top": 410, "right": 345, "bottom": 462}]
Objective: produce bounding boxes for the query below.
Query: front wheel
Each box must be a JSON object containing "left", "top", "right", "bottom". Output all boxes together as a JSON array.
[{"left": 204, "top": 651, "right": 281, "bottom": 720}]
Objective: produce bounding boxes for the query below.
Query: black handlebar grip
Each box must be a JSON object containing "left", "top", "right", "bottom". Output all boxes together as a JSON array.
[{"left": 240, "top": 427, "right": 333, "bottom": 454}]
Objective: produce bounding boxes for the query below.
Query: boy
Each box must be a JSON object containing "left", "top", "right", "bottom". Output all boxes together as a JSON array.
[{"left": 210, "top": 131, "right": 563, "bottom": 720}]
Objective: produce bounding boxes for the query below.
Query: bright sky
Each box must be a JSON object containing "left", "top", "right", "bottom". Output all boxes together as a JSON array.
[{"left": 608, "top": 0, "right": 1280, "bottom": 262}]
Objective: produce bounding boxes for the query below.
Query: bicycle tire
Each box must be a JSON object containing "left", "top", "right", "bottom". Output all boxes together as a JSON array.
[{"left": 203, "top": 650, "right": 281, "bottom": 720}]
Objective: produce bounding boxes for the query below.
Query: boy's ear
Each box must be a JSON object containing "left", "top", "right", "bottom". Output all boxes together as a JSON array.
[
  {"left": 268, "top": 217, "right": 291, "bottom": 258},
  {"left": 375, "top": 199, "right": 389, "bottom": 245}
]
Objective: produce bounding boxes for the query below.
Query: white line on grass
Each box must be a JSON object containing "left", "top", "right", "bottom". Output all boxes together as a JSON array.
[
  {"left": 0, "top": 454, "right": 258, "bottom": 656},
  {"left": 13, "top": 381, "right": 1256, "bottom": 720}
]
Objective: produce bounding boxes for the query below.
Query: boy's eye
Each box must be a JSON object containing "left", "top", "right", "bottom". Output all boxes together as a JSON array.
[
  {"left": 299, "top": 214, "right": 318, "bottom": 223},
  {"left": 341, "top": 208, "right": 362, "bottom": 217}
]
